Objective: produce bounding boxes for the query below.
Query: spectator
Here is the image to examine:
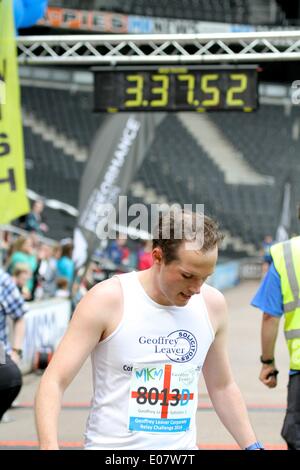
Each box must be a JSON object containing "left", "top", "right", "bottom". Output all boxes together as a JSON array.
[
  {"left": 12, "top": 264, "right": 31, "bottom": 300},
  {"left": 0, "top": 230, "right": 13, "bottom": 267},
  {"left": 0, "top": 268, "right": 27, "bottom": 422},
  {"left": 137, "top": 240, "right": 153, "bottom": 271},
  {"left": 55, "top": 278, "right": 70, "bottom": 299},
  {"left": 70, "top": 263, "right": 98, "bottom": 309},
  {"left": 25, "top": 200, "right": 48, "bottom": 236},
  {"left": 36, "top": 244, "right": 58, "bottom": 298},
  {"left": 6, "top": 236, "right": 38, "bottom": 297},
  {"left": 53, "top": 244, "right": 62, "bottom": 261},
  {"left": 28, "top": 231, "right": 41, "bottom": 251},
  {"left": 105, "top": 236, "right": 130, "bottom": 267},
  {"left": 56, "top": 242, "right": 75, "bottom": 290}
]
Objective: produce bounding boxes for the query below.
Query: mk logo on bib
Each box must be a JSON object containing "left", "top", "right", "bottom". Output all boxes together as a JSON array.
[{"left": 135, "top": 367, "right": 163, "bottom": 381}]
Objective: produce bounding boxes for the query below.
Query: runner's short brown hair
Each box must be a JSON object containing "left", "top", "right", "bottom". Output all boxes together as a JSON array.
[{"left": 152, "top": 210, "right": 224, "bottom": 264}]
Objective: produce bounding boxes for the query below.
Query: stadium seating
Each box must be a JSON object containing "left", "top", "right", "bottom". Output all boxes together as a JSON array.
[
  {"left": 21, "top": 86, "right": 106, "bottom": 240},
  {"left": 210, "top": 105, "right": 300, "bottom": 237},
  {"left": 21, "top": 87, "right": 104, "bottom": 149},
  {"left": 129, "top": 113, "right": 281, "bottom": 247},
  {"left": 23, "top": 126, "right": 82, "bottom": 240},
  {"left": 21, "top": 84, "right": 299, "bottom": 249}
]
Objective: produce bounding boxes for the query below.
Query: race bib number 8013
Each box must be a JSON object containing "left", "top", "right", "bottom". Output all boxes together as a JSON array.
[{"left": 128, "top": 363, "right": 199, "bottom": 433}]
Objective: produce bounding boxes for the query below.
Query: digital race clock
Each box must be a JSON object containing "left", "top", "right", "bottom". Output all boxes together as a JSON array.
[{"left": 93, "top": 65, "right": 258, "bottom": 112}]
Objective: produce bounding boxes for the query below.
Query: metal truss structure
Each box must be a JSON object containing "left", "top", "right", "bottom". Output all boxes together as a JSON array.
[{"left": 17, "top": 31, "right": 300, "bottom": 65}]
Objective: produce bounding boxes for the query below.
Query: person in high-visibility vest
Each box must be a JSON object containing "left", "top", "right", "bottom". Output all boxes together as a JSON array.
[{"left": 252, "top": 234, "right": 300, "bottom": 450}]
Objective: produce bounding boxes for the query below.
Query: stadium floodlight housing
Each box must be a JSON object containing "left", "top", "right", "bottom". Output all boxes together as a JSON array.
[{"left": 17, "top": 31, "right": 300, "bottom": 65}]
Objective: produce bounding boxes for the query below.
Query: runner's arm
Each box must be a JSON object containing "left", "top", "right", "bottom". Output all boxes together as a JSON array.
[
  {"left": 259, "top": 312, "right": 280, "bottom": 388},
  {"left": 202, "top": 292, "right": 258, "bottom": 449},
  {"left": 34, "top": 279, "right": 119, "bottom": 449}
]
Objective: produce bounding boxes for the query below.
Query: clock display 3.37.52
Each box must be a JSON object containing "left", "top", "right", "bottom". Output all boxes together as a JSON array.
[{"left": 94, "top": 65, "right": 258, "bottom": 112}]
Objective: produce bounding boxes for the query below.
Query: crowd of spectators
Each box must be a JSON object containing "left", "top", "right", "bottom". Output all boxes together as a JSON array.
[
  {"left": 0, "top": 200, "right": 154, "bottom": 305},
  {"left": 0, "top": 200, "right": 154, "bottom": 422},
  {"left": 0, "top": 231, "right": 73, "bottom": 302}
]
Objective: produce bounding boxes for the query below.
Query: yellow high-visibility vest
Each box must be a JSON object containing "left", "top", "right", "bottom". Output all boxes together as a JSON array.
[{"left": 271, "top": 236, "right": 300, "bottom": 370}]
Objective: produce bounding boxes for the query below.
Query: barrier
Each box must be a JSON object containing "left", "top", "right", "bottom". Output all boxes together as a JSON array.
[
  {"left": 239, "top": 258, "right": 263, "bottom": 280},
  {"left": 207, "top": 257, "right": 263, "bottom": 291},
  {"left": 208, "top": 260, "right": 241, "bottom": 291},
  {"left": 20, "top": 297, "right": 71, "bottom": 374}
]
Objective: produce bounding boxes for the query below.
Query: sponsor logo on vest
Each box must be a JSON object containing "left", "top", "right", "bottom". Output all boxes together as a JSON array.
[
  {"left": 138, "top": 330, "right": 197, "bottom": 363},
  {"left": 122, "top": 365, "right": 164, "bottom": 380},
  {"left": 135, "top": 367, "right": 164, "bottom": 381}
]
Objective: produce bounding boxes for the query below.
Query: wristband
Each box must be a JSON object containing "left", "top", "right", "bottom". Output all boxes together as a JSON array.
[
  {"left": 260, "top": 355, "right": 274, "bottom": 365},
  {"left": 245, "top": 441, "right": 264, "bottom": 450}
]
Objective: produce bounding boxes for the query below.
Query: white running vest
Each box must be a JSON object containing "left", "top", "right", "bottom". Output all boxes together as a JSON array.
[{"left": 84, "top": 271, "right": 215, "bottom": 450}]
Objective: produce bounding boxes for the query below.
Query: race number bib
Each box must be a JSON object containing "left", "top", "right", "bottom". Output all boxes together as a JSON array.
[{"left": 128, "top": 363, "right": 199, "bottom": 433}]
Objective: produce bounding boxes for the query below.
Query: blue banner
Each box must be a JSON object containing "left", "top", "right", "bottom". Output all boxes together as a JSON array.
[{"left": 208, "top": 261, "right": 240, "bottom": 291}]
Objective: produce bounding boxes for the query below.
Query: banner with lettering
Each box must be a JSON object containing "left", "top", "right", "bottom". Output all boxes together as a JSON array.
[
  {"left": 0, "top": 0, "right": 29, "bottom": 224},
  {"left": 73, "top": 112, "right": 165, "bottom": 268}
]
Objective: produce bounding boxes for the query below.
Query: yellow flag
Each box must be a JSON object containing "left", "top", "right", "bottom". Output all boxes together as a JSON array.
[{"left": 0, "top": 0, "right": 29, "bottom": 224}]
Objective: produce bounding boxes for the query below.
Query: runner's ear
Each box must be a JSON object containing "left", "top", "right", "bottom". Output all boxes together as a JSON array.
[{"left": 152, "top": 247, "right": 162, "bottom": 264}]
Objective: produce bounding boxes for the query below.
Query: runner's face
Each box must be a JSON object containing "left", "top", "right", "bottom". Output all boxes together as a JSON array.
[{"left": 155, "top": 242, "right": 218, "bottom": 306}]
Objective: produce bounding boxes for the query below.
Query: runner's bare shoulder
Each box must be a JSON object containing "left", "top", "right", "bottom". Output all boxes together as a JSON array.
[
  {"left": 74, "top": 276, "right": 122, "bottom": 329},
  {"left": 201, "top": 283, "right": 227, "bottom": 333}
]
